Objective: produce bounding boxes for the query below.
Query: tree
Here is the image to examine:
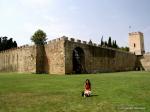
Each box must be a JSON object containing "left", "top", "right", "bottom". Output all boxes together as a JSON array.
[
  {"left": 31, "top": 29, "right": 47, "bottom": 45},
  {"left": 125, "top": 47, "right": 129, "bottom": 51},
  {"left": 100, "top": 36, "right": 104, "bottom": 46},
  {"left": 88, "top": 39, "right": 92, "bottom": 45},
  {"left": 112, "top": 40, "right": 115, "bottom": 48},
  {"left": 13, "top": 41, "right": 17, "bottom": 47},
  {"left": 0, "top": 36, "right": 17, "bottom": 51},
  {"left": 113, "top": 40, "right": 118, "bottom": 48},
  {"left": 104, "top": 41, "right": 108, "bottom": 46},
  {"left": 120, "top": 46, "right": 129, "bottom": 52},
  {"left": 99, "top": 35, "right": 120, "bottom": 48},
  {"left": 108, "top": 37, "right": 112, "bottom": 47}
]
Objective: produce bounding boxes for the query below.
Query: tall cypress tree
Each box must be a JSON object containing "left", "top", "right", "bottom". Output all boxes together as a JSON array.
[
  {"left": 114, "top": 40, "right": 118, "bottom": 48},
  {"left": 108, "top": 37, "right": 112, "bottom": 47},
  {"left": 104, "top": 41, "right": 107, "bottom": 46},
  {"left": 112, "top": 40, "right": 115, "bottom": 48},
  {"left": 101, "top": 36, "right": 104, "bottom": 46},
  {"left": 88, "top": 39, "right": 92, "bottom": 45},
  {"left": 13, "top": 41, "right": 17, "bottom": 47}
]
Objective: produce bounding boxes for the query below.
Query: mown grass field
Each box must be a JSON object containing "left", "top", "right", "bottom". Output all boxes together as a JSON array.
[{"left": 0, "top": 72, "right": 149, "bottom": 112}]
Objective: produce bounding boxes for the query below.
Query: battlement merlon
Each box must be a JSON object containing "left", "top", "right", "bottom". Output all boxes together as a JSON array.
[
  {"left": 48, "top": 36, "right": 88, "bottom": 45},
  {"left": 129, "top": 32, "right": 143, "bottom": 36},
  {"left": 47, "top": 36, "right": 96, "bottom": 46},
  {"left": 0, "top": 36, "right": 132, "bottom": 55},
  {"left": 60, "top": 37, "right": 95, "bottom": 46},
  {"left": 0, "top": 44, "right": 35, "bottom": 54}
]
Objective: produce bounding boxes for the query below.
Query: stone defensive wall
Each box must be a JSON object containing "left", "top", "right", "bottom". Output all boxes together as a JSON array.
[
  {"left": 0, "top": 36, "right": 138, "bottom": 74},
  {"left": 43, "top": 37, "right": 67, "bottom": 74},
  {"left": 137, "top": 53, "right": 150, "bottom": 71},
  {"left": 64, "top": 37, "right": 137, "bottom": 73},
  {"left": 0, "top": 37, "right": 67, "bottom": 74},
  {"left": 0, "top": 45, "right": 37, "bottom": 73}
]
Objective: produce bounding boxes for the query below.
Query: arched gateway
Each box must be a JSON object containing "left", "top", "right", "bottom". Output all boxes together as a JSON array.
[{"left": 72, "top": 47, "right": 86, "bottom": 74}]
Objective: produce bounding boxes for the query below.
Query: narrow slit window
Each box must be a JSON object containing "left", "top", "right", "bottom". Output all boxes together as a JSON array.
[{"left": 134, "top": 43, "right": 136, "bottom": 48}]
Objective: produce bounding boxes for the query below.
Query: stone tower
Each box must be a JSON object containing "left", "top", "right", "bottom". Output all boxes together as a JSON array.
[{"left": 128, "top": 32, "right": 145, "bottom": 55}]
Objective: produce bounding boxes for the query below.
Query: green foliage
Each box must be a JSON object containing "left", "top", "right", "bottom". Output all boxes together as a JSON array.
[
  {"left": 100, "top": 36, "right": 129, "bottom": 51},
  {"left": 0, "top": 36, "right": 17, "bottom": 51},
  {"left": 100, "top": 36, "right": 104, "bottom": 46},
  {"left": 0, "top": 72, "right": 149, "bottom": 112},
  {"left": 104, "top": 41, "right": 107, "bottom": 46},
  {"left": 112, "top": 40, "right": 119, "bottom": 48},
  {"left": 31, "top": 29, "right": 47, "bottom": 45},
  {"left": 100, "top": 36, "right": 118, "bottom": 49},
  {"left": 88, "top": 39, "right": 92, "bottom": 45},
  {"left": 120, "top": 46, "right": 129, "bottom": 52},
  {"left": 108, "top": 37, "right": 112, "bottom": 47}
]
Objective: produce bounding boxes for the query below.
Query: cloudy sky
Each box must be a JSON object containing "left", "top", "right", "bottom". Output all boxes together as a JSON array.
[{"left": 0, "top": 0, "right": 150, "bottom": 52}]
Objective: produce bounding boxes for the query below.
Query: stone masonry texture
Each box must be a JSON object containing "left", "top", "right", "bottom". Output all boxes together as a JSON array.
[{"left": 0, "top": 36, "right": 149, "bottom": 74}]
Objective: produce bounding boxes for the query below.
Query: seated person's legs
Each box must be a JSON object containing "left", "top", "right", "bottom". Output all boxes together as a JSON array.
[{"left": 84, "top": 90, "right": 91, "bottom": 97}]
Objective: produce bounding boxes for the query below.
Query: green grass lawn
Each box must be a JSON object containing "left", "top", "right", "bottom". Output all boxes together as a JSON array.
[{"left": 0, "top": 72, "right": 149, "bottom": 112}]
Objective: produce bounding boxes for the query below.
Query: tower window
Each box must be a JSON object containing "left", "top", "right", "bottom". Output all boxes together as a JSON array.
[{"left": 134, "top": 43, "right": 136, "bottom": 48}]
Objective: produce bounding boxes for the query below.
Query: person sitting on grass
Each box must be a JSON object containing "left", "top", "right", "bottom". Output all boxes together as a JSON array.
[{"left": 82, "top": 79, "right": 91, "bottom": 97}]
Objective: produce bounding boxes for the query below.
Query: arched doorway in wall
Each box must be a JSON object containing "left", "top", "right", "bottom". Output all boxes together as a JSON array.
[{"left": 72, "top": 47, "right": 86, "bottom": 74}]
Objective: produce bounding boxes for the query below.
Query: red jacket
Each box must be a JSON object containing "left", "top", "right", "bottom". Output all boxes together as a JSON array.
[{"left": 85, "top": 82, "right": 91, "bottom": 91}]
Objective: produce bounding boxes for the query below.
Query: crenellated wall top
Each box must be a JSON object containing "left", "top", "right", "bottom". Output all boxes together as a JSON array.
[
  {"left": 0, "top": 36, "right": 134, "bottom": 55},
  {"left": 0, "top": 44, "right": 35, "bottom": 53},
  {"left": 129, "top": 32, "right": 143, "bottom": 36}
]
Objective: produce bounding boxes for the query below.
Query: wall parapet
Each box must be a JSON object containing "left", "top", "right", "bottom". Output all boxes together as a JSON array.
[
  {"left": 48, "top": 36, "right": 68, "bottom": 44},
  {"left": 0, "top": 44, "right": 33, "bottom": 54},
  {"left": 129, "top": 32, "right": 143, "bottom": 36},
  {"left": 62, "top": 37, "right": 134, "bottom": 55},
  {"left": 0, "top": 36, "right": 134, "bottom": 55}
]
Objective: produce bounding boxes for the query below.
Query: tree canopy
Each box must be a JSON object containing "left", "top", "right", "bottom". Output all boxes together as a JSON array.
[
  {"left": 31, "top": 29, "right": 47, "bottom": 45},
  {"left": 100, "top": 36, "right": 129, "bottom": 51},
  {"left": 100, "top": 36, "right": 118, "bottom": 48},
  {"left": 0, "top": 36, "right": 17, "bottom": 51}
]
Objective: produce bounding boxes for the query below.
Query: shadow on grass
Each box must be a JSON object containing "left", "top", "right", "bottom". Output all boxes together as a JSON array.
[
  {"left": 90, "top": 94, "right": 98, "bottom": 97},
  {"left": 81, "top": 94, "right": 99, "bottom": 97}
]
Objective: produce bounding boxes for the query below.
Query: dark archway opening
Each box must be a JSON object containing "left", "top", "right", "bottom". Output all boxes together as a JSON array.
[{"left": 73, "top": 47, "right": 86, "bottom": 74}]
